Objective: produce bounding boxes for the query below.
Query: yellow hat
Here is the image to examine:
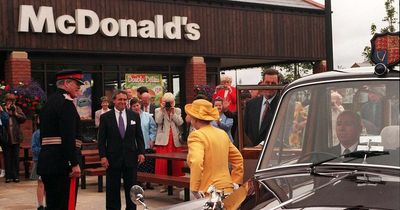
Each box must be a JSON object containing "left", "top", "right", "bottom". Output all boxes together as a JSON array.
[{"left": 185, "top": 99, "right": 219, "bottom": 121}]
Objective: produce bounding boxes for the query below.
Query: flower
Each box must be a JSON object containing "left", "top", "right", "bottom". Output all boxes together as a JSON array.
[
  {"left": 0, "top": 80, "right": 46, "bottom": 119},
  {"left": 193, "top": 85, "right": 215, "bottom": 101}
]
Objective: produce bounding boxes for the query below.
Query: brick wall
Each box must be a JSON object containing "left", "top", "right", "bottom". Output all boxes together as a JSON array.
[
  {"left": 4, "top": 51, "right": 33, "bottom": 145},
  {"left": 185, "top": 56, "right": 207, "bottom": 103}
]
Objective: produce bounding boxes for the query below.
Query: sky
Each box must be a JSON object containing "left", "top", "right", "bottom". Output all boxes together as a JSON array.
[{"left": 225, "top": 0, "right": 400, "bottom": 86}]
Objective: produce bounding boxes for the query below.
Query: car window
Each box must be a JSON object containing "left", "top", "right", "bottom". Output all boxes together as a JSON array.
[{"left": 259, "top": 79, "right": 400, "bottom": 170}]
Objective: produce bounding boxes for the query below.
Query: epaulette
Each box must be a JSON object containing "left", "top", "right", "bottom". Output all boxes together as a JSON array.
[{"left": 63, "top": 94, "right": 74, "bottom": 101}]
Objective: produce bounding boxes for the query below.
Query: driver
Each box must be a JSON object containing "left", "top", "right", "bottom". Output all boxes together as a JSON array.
[{"left": 330, "top": 111, "right": 362, "bottom": 156}]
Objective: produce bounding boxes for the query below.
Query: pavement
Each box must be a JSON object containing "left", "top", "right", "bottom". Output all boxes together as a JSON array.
[{"left": 0, "top": 176, "right": 184, "bottom": 210}]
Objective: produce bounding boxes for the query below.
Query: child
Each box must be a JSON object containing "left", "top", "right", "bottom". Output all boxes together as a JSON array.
[{"left": 30, "top": 116, "right": 46, "bottom": 210}]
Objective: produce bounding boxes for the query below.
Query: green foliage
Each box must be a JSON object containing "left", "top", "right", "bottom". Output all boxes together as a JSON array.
[{"left": 362, "top": 0, "right": 398, "bottom": 61}]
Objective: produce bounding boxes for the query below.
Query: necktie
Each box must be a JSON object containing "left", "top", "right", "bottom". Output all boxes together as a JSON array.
[
  {"left": 118, "top": 111, "right": 125, "bottom": 139},
  {"left": 343, "top": 148, "right": 351, "bottom": 155},
  {"left": 262, "top": 100, "right": 270, "bottom": 122}
]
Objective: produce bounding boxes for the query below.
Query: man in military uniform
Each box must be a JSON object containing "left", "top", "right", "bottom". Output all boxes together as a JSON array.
[{"left": 37, "top": 69, "right": 84, "bottom": 210}]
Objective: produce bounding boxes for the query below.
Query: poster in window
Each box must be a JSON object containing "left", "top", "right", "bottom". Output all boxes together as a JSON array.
[{"left": 125, "top": 74, "right": 163, "bottom": 106}]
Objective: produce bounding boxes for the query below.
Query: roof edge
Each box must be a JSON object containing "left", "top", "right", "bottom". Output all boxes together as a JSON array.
[{"left": 303, "top": 0, "right": 325, "bottom": 10}]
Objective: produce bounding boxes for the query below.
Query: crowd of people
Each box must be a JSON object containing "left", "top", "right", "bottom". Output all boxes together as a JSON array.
[{"left": 0, "top": 67, "right": 383, "bottom": 210}]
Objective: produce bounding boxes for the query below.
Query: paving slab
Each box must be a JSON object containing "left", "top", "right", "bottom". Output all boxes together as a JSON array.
[{"left": 0, "top": 176, "right": 184, "bottom": 210}]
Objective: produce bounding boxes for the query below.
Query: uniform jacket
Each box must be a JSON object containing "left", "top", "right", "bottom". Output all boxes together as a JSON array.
[
  {"left": 98, "top": 108, "right": 145, "bottom": 169},
  {"left": 154, "top": 107, "right": 184, "bottom": 147},
  {"left": 244, "top": 95, "right": 280, "bottom": 146},
  {"left": 37, "top": 88, "right": 81, "bottom": 176},
  {"left": 187, "top": 125, "right": 243, "bottom": 193}
]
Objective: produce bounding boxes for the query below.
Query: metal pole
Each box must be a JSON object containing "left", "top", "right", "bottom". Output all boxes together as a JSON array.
[{"left": 325, "top": 0, "right": 334, "bottom": 71}]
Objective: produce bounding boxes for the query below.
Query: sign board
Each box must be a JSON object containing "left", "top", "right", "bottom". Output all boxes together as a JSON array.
[{"left": 125, "top": 74, "right": 163, "bottom": 106}]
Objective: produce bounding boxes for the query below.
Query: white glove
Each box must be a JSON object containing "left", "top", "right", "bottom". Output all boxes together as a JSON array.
[
  {"left": 192, "top": 191, "right": 205, "bottom": 199},
  {"left": 233, "top": 183, "right": 240, "bottom": 190}
]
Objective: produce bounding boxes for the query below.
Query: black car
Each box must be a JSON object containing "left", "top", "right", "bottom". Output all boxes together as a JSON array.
[{"left": 238, "top": 66, "right": 400, "bottom": 210}]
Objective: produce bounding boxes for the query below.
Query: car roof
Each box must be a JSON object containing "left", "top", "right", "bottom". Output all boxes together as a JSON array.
[{"left": 285, "top": 67, "right": 400, "bottom": 90}]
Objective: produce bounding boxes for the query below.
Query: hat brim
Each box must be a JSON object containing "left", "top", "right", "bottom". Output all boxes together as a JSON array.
[
  {"left": 70, "top": 78, "right": 85, "bottom": 85},
  {"left": 185, "top": 104, "right": 219, "bottom": 121}
]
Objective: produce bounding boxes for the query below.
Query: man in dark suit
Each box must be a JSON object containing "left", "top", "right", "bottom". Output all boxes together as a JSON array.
[
  {"left": 244, "top": 69, "right": 281, "bottom": 146},
  {"left": 140, "top": 92, "right": 156, "bottom": 118},
  {"left": 330, "top": 111, "right": 362, "bottom": 156},
  {"left": 361, "top": 87, "right": 384, "bottom": 134},
  {"left": 98, "top": 90, "right": 146, "bottom": 210}
]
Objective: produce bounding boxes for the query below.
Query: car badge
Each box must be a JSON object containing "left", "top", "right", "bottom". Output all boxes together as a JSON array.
[{"left": 370, "top": 31, "right": 400, "bottom": 68}]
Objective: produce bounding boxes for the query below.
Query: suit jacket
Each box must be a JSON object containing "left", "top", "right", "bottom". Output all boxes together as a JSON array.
[
  {"left": 361, "top": 101, "right": 384, "bottom": 134},
  {"left": 154, "top": 107, "right": 184, "bottom": 147},
  {"left": 244, "top": 95, "right": 280, "bottom": 146},
  {"left": 98, "top": 109, "right": 145, "bottom": 169},
  {"left": 187, "top": 125, "right": 243, "bottom": 193}
]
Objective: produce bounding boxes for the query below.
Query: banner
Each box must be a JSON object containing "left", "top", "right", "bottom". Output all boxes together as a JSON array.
[
  {"left": 125, "top": 74, "right": 163, "bottom": 106},
  {"left": 74, "top": 73, "right": 92, "bottom": 120}
]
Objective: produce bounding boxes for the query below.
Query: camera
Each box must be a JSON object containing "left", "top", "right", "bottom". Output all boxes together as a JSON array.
[
  {"left": 165, "top": 101, "right": 172, "bottom": 109},
  {"left": 10, "top": 105, "right": 16, "bottom": 112}
]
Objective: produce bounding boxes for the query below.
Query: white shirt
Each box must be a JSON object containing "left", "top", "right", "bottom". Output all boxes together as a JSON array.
[
  {"left": 114, "top": 108, "right": 127, "bottom": 129},
  {"left": 340, "top": 143, "right": 358, "bottom": 155}
]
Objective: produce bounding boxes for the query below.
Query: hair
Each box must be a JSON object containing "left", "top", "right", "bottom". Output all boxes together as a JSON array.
[
  {"left": 262, "top": 68, "right": 282, "bottom": 83},
  {"left": 338, "top": 110, "right": 362, "bottom": 129},
  {"left": 331, "top": 91, "right": 343, "bottom": 101},
  {"left": 220, "top": 74, "right": 232, "bottom": 82},
  {"left": 130, "top": 97, "right": 140, "bottom": 106},
  {"left": 213, "top": 96, "right": 223, "bottom": 104},
  {"left": 137, "top": 86, "right": 149, "bottom": 95},
  {"left": 162, "top": 92, "right": 175, "bottom": 102},
  {"left": 100, "top": 96, "right": 109, "bottom": 102},
  {"left": 5, "top": 93, "right": 16, "bottom": 101},
  {"left": 112, "top": 90, "right": 128, "bottom": 100}
]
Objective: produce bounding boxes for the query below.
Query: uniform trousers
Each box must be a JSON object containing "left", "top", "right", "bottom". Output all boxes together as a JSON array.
[
  {"left": 106, "top": 165, "right": 137, "bottom": 210},
  {"left": 3, "top": 143, "right": 20, "bottom": 180},
  {"left": 42, "top": 174, "right": 79, "bottom": 210}
]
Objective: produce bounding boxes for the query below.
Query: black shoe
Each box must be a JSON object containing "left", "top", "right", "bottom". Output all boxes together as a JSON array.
[
  {"left": 5, "top": 179, "right": 12, "bottom": 183},
  {"left": 37, "top": 206, "right": 45, "bottom": 210},
  {"left": 13, "top": 178, "right": 20, "bottom": 183}
]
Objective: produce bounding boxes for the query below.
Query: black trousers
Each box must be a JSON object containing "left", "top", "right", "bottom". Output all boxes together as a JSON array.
[
  {"left": 42, "top": 174, "right": 79, "bottom": 210},
  {"left": 3, "top": 143, "right": 19, "bottom": 180},
  {"left": 106, "top": 165, "right": 137, "bottom": 210}
]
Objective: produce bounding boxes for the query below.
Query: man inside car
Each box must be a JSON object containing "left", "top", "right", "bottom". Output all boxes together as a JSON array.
[{"left": 330, "top": 111, "right": 362, "bottom": 156}]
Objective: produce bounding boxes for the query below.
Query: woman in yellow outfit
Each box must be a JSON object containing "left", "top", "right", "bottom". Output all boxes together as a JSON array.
[{"left": 185, "top": 99, "right": 244, "bottom": 199}]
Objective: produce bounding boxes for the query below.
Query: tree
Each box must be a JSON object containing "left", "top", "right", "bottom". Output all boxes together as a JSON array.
[{"left": 362, "top": 0, "right": 398, "bottom": 62}]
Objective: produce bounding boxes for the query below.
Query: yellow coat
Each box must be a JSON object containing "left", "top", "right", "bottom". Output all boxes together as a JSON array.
[{"left": 187, "top": 125, "right": 244, "bottom": 193}]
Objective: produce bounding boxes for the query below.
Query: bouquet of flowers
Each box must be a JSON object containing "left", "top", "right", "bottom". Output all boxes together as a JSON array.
[{"left": 0, "top": 80, "right": 46, "bottom": 119}]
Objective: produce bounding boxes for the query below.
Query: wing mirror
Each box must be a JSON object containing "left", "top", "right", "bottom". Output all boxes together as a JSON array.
[{"left": 130, "top": 185, "right": 149, "bottom": 210}]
